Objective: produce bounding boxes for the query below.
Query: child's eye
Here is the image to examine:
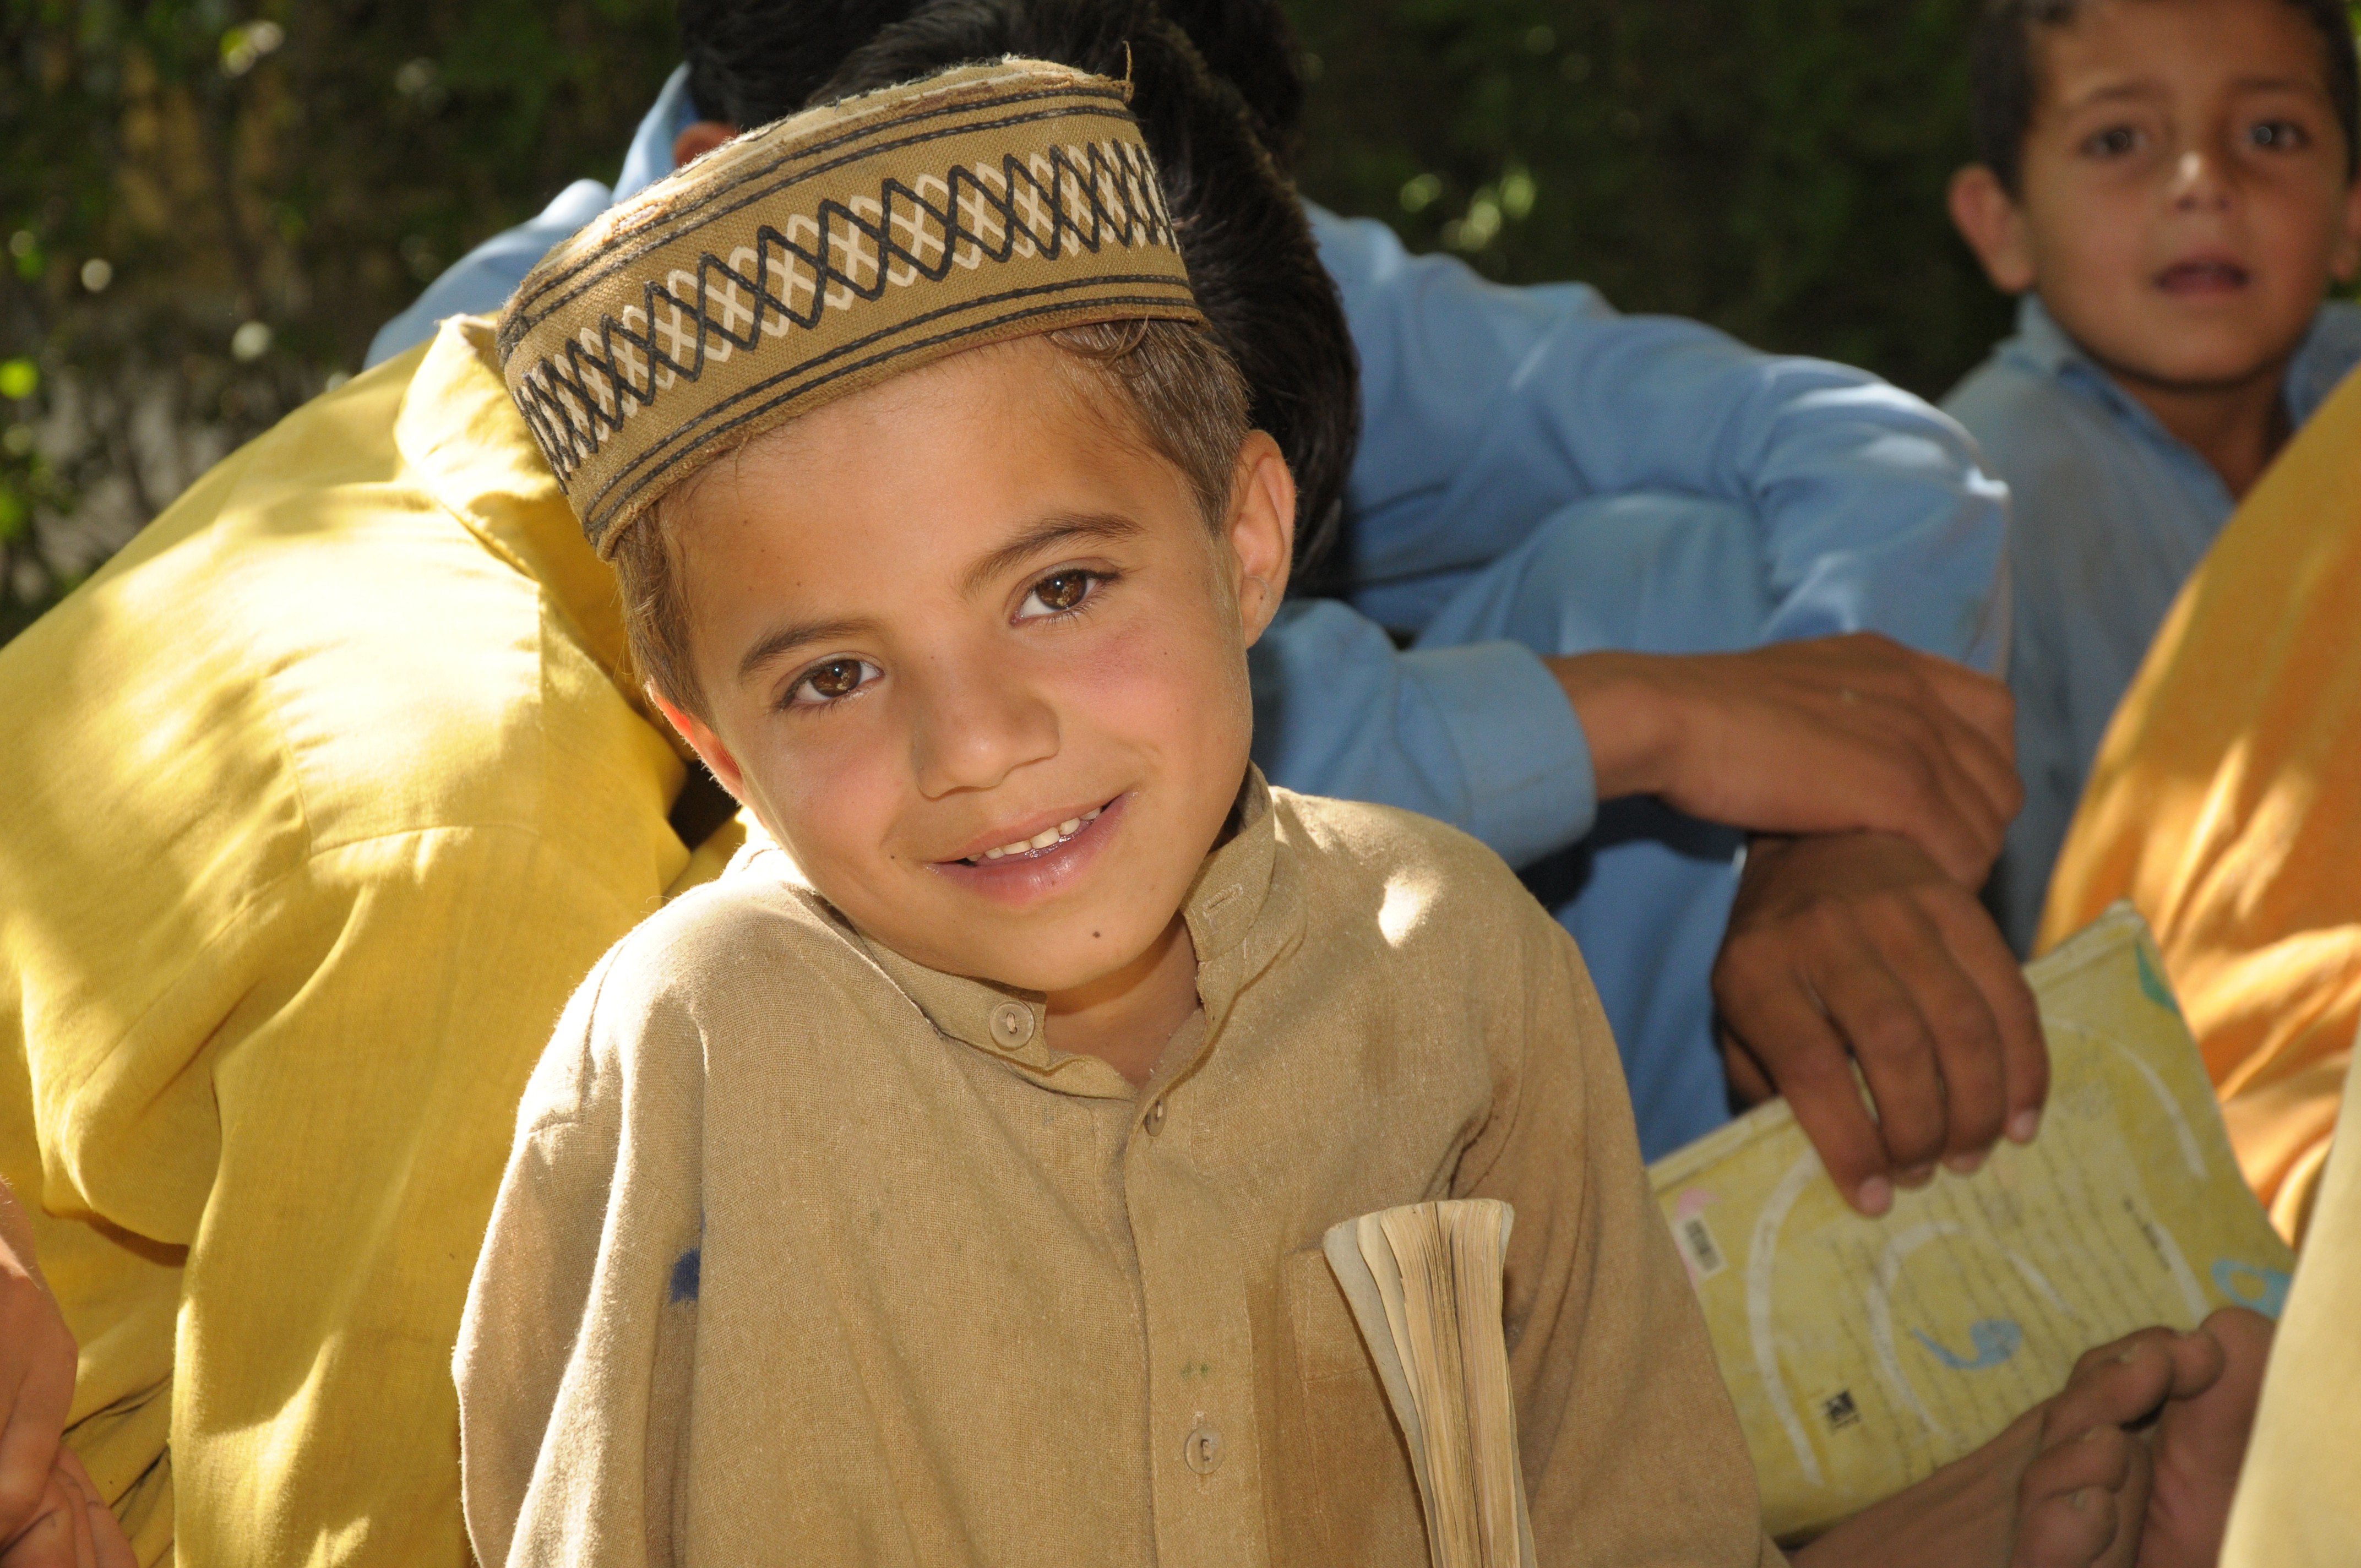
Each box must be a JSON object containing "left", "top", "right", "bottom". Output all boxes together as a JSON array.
[
  {"left": 2247, "top": 119, "right": 2309, "bottom": 152},
  {"left": 1016, "top": 569, "right": 1105, "bottom": 620},
  {"left": 2082, "top": 124, "right": 2145, "bottom": 159},
  {"left": 787, "top": 657, "right": 879, "bottom": 707}
]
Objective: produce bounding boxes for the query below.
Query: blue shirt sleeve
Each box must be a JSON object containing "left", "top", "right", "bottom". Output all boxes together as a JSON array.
[
  {"left": 1248, "top": 601, "right": 1597, "bottom": 869},
  {"left": 1310, "top": 205, "right": 2011, "bottom": 672}
]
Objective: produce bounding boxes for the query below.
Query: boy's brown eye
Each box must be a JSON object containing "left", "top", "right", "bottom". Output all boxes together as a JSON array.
[
  {"left": 2085, "top": 125, "right": 2141, "bottom": 159},
  {"left": 804, "top": 660, "right": 866, "bottom": 700},
  {"left": 1034, "top": 571, "right": 1090, "bottom": 612}
]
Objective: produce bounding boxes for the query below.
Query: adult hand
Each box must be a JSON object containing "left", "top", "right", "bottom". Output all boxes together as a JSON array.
[
  {"left": 1548, "top": 633, "right": 2021, "bottom": 885},
  {"left": 0, "top": 1182, "right": 75, "bottom": 1546},
  {"left": 0, "top": 1450, "right": 134, "bottom": 1568},
  {"left": 1712, "top": 830, "right": 2046, "bottom": 1215}
]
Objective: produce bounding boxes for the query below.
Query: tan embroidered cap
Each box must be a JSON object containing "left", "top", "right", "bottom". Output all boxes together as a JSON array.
[{"left": 496, "top": 59, "right": 1205, "bottom": 554}]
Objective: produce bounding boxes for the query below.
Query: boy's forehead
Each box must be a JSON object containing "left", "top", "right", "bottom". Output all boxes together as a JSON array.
[
  {"left": 2034, "top": 0, "right": 2337, "bottom": 109},
  {"left": 673, "top": 338, "right": 1180, "bottom": 566}
]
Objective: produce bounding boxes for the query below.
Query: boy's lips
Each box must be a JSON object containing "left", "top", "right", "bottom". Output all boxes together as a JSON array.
[
  {"left": 939, "top": 796, "right": 1121, "bottom": 865},
  {"left": 931, "top": 794, "right": 1127, "bottom": 904},
  {"left": 2155, "top": 257, "right": 2250, "bottom": 295},
  {"left": 955, "top": 803, "right": 1108, "bottom": 864}
]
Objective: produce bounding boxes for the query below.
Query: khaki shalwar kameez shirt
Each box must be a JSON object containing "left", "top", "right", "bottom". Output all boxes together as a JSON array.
[{"left": 457, "top": 777, "right": 1780, "bottom": 1567}]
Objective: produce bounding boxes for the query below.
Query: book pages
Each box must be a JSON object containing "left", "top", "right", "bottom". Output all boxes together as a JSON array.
[
  {"left": 1323, "top": 1200, "right": 1536, "bottom": 1568},
  {"left": 1649, "top": 902, "right": 2296, "bottom": 1539}
]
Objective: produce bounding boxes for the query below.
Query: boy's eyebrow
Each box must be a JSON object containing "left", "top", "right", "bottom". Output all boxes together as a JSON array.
[
  {"left": 962, "top": 513, "right": 1145, "bottom": 596},
  {"left": 736, "top": 616, "right": 879, "bottom": 684},
  {"left": 2064, "top": 75, "right": 2323, "bottom": 115},
  {"left": 2061, "top": 80, "right": 2172, "bottom": 112}
]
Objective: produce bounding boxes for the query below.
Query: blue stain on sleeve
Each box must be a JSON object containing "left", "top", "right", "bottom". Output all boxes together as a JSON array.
[{"left": 670, "top": 1246, "right": 702, "bottom": 1303}]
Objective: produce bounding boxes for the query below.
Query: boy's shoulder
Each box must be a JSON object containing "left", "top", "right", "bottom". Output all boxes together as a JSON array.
[
  {"left": 585, "top": 844, "right": 878, "bottom": 1029},
  {"left": 1265, "top": 786, "right": 1554, "bottom": 948},
  {"left": 1942, "top": 335, "right": 2114, "bottom": 476}
]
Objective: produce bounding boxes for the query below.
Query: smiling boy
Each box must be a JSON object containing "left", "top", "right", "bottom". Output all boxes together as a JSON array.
[
  {"left": 452, "top": 59, "right": 1785, "bottom": 1566},
  {"left": 450, "top": 54, "right": 2271, "bottom": 1568},
  {"left": 1942, "top": 0, "right": 2361, "bottom": 954}
]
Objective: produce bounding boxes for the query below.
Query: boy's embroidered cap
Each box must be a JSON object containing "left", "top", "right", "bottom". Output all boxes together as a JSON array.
[{"left": 496, "top": 59, "right": 1205, "bottom": 555}]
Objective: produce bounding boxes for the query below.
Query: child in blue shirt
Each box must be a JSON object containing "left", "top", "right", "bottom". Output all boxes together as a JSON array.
[{"left": 1943, "top": 0, "right": 2361, "bottom": 955}]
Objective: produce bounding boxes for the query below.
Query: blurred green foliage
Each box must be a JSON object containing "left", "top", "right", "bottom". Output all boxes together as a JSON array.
[
  {"left": 1289, "top": 0, "right": 2014, "bottom": 398},
  {"left": 1, "top": 0, "right": 678, "bottom": 636},
  {"left": 5, "top": 1, "right": 2357, "bottom": 639}
]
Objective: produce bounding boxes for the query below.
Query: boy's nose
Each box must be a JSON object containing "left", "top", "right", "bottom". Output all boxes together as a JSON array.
[
  {"left": 2169, "top": 149, "right": 2232, "bottom": 209},
  {"left": 906, "top": 658, "right": 1060, "bottom": 798}
]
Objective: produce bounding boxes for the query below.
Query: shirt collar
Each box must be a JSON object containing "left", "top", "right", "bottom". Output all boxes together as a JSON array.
[
  {"left": 390, "top": 315, "right": 649, "bottom": 707},
  {"left": 852, "top": 767, "right": 1301, "bottom": 1093}
]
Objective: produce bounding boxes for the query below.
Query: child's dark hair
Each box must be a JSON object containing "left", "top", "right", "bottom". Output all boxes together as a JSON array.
[
  {"left": 676, "top": 0, "right": 1354, "bottom": 589},
  {"left": 1970, "top": 0, "right": 2361, "bottom": 194}
]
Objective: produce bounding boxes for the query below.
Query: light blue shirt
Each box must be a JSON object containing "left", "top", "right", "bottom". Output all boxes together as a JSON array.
[
  {"left": 1945, "top": 294, "right": 2361, "bottom": 956},
  {"left": 369, "top": 68, "right": 2009, "bottom": 1156}
]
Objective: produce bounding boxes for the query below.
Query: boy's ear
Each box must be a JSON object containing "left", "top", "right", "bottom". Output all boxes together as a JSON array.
[
  {"left": 649, "top": 685, "right": 751, "bottom": 803},
  {"left": 672, "top": 121, "right": 739, "bottom": 170},
  {"left": 1948, "top": 165, "right": 2038, "bottom": 295},
  {"left": 2333, "top": 174, "right": 2361, "bottom": 284},
  {"left": 1225, "top": 432, "right": 1296, "bottom": 646}
]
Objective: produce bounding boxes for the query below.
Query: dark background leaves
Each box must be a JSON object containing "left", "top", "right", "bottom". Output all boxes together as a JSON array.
[{"left": 4, "top": 1, "right": 2355, "bottom": 640}]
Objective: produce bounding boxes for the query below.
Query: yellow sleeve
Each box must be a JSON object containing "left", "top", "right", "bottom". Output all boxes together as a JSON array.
[
  {"left": 0, "top": 353, "right": 705, "bottom": 1565},
  {"left": 168, "top": 830, "right": 672, "bottom": 1565},
  {"left": 2221, "top": 1050, "right": 2361, "bottom": 1566}
]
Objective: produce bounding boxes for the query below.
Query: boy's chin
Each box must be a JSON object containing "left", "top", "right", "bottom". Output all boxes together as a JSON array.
[
  {"left": 948, "top": 927, "right": 1174, "bottom": 999},
  {"left": 2073, "top": 307, "right": 2308, "bottom": 395}
]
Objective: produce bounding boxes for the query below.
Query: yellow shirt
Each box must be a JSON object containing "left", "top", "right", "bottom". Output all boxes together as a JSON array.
[
  {"left": 456, "top": 776, "right": 1782, "bottom": 1568},
  {"left": 2221, "top": 1046, "right": 2361, "bottom": 1566},
  {"left": 0, "top": 317, "right": 741, "bottom": 1565},
  {"left": 2038, "top": 364, "right": 2361, "bottom": 1239}
]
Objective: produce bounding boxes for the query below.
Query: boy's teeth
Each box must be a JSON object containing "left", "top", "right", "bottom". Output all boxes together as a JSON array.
[{"left": 969, "top": 804, "right": 1107, "bottom": 863}]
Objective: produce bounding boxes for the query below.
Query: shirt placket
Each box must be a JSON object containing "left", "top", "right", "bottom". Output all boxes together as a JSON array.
[{"left": 1123, "top": 1077, "right": 1270, "bottom": 1568}]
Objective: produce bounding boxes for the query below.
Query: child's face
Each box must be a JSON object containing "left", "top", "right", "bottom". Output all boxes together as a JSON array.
[
  {"left": 652, "top": 336, "right": 1294, "bottom": 997},
  {"left": 1955, "top": 0, "right": 2361, "bottom": 389}
]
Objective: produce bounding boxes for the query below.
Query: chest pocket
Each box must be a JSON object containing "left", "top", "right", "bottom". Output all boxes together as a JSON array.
[{"left": 1279, "top": 1246, "right": 1428, "bottom": 1567}]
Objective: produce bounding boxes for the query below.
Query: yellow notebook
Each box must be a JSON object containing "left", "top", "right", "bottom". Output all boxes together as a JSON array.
[{"left": 1647, "top": 902, "right": 2294, "bottom": 1539}]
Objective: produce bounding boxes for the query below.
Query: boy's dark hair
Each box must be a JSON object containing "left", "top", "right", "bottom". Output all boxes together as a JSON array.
[
  {"left": 679, "top": 0, "right": 1305, "bottom": 165},
  {"left": 681, "top": 0, "right": 1358, "bottom": 586},
  {"left": 1970, "top": 0, "right": 2361, "bottom": 194}
]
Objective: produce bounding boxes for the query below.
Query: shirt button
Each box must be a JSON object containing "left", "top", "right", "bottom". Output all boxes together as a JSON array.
[
  {"left": 1145, "top": 1097, "right": 1167, "bottom": 1136},
  {"left": 989, "top": 1003, "right": 1033, "bottom": 1048},
  {"left": 1183, "top": 1421, "right": 1223, "bottom": 1474}
]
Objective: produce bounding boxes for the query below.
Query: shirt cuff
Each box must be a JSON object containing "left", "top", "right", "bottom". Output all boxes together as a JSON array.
[{"left": 1397, "top": 641, "right": 1598, "bottom": 868}]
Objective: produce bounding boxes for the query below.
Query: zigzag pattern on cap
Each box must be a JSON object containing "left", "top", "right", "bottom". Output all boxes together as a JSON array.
[
  {"left": 509, "top": 136, "right": 1178, "bottom": 486},
  {"left": 496, "top": 61, "right": 1206, "bottom": 553}
]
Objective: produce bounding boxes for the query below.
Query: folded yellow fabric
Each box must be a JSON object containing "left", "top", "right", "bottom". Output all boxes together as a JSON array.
[
  {"left": 2038, "top": 364, "right": 2361, "bottom": 1239},
  {"left": 0, "top": 317, "right": 739, "bottom": 1566},
  {"left": 2221, "top": 1048, "right": 2361, "bottom": 1566}
]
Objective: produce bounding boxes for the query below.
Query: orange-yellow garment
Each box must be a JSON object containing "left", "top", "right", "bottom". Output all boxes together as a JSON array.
[
  {"left": 2219, "top": 1041, "right": 2361, "bottom": 1566},
  {"left": 0, "top": 315, "right": 739, "bottom": 1564},
  {"left": 2037, "top": 363, "right": 2361, "bottom": 1239}
]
